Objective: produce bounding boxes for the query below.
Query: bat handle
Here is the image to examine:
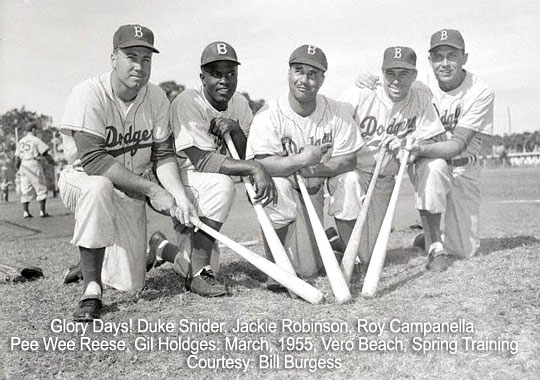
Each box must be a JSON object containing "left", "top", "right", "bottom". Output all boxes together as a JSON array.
[
  {"left": 340, "top": 147, "right": 387, "bottom": 283},
  {"left": 361, "top": 148, "right": 410, "bottom": 298}
]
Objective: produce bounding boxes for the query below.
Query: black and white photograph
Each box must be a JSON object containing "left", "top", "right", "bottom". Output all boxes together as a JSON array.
[{"left": 1, "top": 0, "right": 539, "bottom": 378}]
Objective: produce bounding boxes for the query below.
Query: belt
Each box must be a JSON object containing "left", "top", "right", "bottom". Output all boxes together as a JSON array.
[
  {"left": 447, "top": 156, "right": 477, "bottom": 167},
  {"left": 294, "top": 183, "right": 322, "bottom": 196}
]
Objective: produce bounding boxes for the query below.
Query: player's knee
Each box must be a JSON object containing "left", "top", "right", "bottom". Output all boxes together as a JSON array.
[
  {"left": 83, "top": 176, "right": 115, "bottom": 200},
  {"left": 423, "top": 158, "right": 447, "bottom": 175},
  {"left": 211, "top": 174, "right": 235, "bottom": 210},
  {"left": 339, "top": 170, "right": 362, "bottom": 191},
  {"left": 273, "top": 177, "right": 295, "bottom": 194}
]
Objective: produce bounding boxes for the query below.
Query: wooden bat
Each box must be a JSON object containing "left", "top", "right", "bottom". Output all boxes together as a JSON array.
[
  {"left": 192, "top": 219, "right": 324, "bottom": 304},
  {"left": 223, "top": 134, "right": 298, "bottom": 298},
  {"left": 362, "top": 146, "right": 411, "bottom": 298},
  {"left": 340, "top": 147, "right": 387, "bottom": 283},
  {"left": 295, "top": 174, "right": 352, "bottom": 304}
]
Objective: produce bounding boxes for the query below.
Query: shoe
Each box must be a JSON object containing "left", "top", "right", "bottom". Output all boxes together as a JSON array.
[
  {"left": 426, "top": 244, "right": 453, "bottom": 272},
  {"left": 40, "top": 212, "right": 51, "bottom": 218},
  {"left": 23, "top": 212, "right": 33, "bottom": 219},
  {"left": 62, "top": 261, "right": 83, "bottom": 284},
  {"left": 186, "top": 267, "right": 228, "bottom": 297},
  {"left": 147, "top": 231, "right": 167, "bottom": 272},
  {"left": 73, "top": 298, "right": 102, "bottom": 322},
  {"left": 413, "top": 233, "right": 426, "bottom": 250}
]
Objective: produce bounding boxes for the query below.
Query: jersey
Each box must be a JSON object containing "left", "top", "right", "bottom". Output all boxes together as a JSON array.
[
  {"left": 246, "top": 94, "right": 364, "bottom": 164},
  {"left": 423, "top": 70, "right": 494, "bottom": 159},
  {"left": 15, "top": 133, "right": 49, "bottom": 161},
  {"left": 171, "top": 87, "right": 253, "bottom": 170},
  {"left": 60, "top": 71, "right": 171, "bottom": 175},
  {"left": 340, "top": 85, "right": 445, "bottom": 175}
]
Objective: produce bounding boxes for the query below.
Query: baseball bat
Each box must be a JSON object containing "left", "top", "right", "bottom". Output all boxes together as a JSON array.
[
  {"left": 192, "top": 219, "right": 324, "bottom": 304},
  {"left": 340, "top": 147, "right": 387, "bottom": 283},
  {"left": 295, "top": 174, "right": 352, "bottom": 304},
  {"left": 223, "top": 135, "right": 298, "bottom": 298},
  {"left": 362, "top": 146, "right": 411, "bottom": 298}
]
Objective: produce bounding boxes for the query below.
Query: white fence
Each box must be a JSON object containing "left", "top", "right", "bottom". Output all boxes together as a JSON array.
[
  {"left": 486, "top": 152, "right": 540, "bottom": 167},
  {"left": 507, "top": 152, "right": 540, "bottom": 166}
]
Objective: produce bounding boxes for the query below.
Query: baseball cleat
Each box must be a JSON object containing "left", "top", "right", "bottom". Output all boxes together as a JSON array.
[
  {"left": 426, "top": 243, "right": 453, "bottom": 272},
  {"left": 40, "top": 212, "right": 51, "bottom": 218},
  {"left": 147, "top": 231, "right": 167, "bottom": 271},
  {"left": 413, "top": 233, "right": 426, "bottom": 250},
  {"left": 186, "top": 268, "right": 228, "bottom": 297},
  {"left": 73, "top": 298, "right": 102, "bottom": 322},
  {"left": 23, "top": 212, "right": 33, "bottom": 219},
  {"left": 62, "top": 261, "right": 83, "bottom": 284}
]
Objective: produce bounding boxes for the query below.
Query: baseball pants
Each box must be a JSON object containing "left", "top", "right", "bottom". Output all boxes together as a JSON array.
[
  {"left": 171, "top": 169, "right": 235, "bottom": 278},
  {"left": 411, "top": 158, "right": 482, "bottom": 259},
  {"left": 58, "top": 166, "right": 147, "bottom": 292},
  {"left": 338, "top": 169, "right": 395, "bottom": 264},
  {"left": 263, "top": 171, "right": 363, "bottom": 275},
  {"left": 19, "top": 160, "right": 48, "bottom": 203}
]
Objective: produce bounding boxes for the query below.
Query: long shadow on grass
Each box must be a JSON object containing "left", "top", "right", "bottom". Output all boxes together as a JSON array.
[{"left": 477, "top": 236, "right": 539, "bottom": 255}]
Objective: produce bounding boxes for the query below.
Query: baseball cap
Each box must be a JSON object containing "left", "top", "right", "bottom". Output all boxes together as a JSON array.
[
  {"left": 201, "top": 41, "right": 241, "bottom": 66},
  {"left": 382, "top": 46, "right": 417, "bottom": 70},
  {"left": 113, "top": 24, "right": 159, "bottom": 53},
  {"left": 25, "top": 121, "right": 38, "bottom": 132},
  {"left": 289, "top": 45, "right": 328, "bottom": 72},
  {"left": 429, "top": 29, "right": 465, "bottom": 52}
]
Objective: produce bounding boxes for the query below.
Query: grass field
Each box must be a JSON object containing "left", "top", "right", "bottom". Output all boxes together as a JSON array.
[{"left": 1, "top": 167, "right": 539, "bottom": 379}]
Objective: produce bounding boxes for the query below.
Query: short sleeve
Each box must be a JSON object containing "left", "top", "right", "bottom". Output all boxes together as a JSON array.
[
  {"left": 245, "top": 104, "right": 284, "bottom": 160},
  {"left": 330, "top": 101, "right": 364, "bottom": 157},
  {"left": 457, "top": 87, "right": 494, "bottom": 135},
  {"left": 170, "top": 91, "right": 214, "bottom": 152},
  {"left": 237, "top": 96, "right": 254, "bottom": 137},
  {"left": 150, "top": 86, "right": 172, "bottom": 143},
  {"left": 35, "top": 138, "right": 50, "bottom": 155},
  {"left": 60, "top": 81, "right": 107, "bottom": 139}
]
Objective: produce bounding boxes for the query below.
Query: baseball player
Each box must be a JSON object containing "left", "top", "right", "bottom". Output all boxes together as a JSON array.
[
  {"left": 1, "top": 179, "right": 12, "bottom": 202},
  {"left": 356, "top": 30, "right": 494, "bottom": 271},
  {"left": 245, "top": 44, "right": 364, "bottom": 283},
  {"left": 340, "top": 46, "right": 445, "bottom": 266},
  {"left": 148, "top": 41, "right": 277, "bottom": 297},
  {"left": 58, "top": 24, "right": 197, "bottom": 321},
  {"left": 15, "top": 122, "right": 55, "bottom": 218}
]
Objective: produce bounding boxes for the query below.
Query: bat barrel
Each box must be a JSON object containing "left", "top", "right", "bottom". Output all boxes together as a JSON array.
[
  {"left": 194, "top": 221, "right": 324, "bottom": 304},
  {"left": 296, "top": 174, "right": 352, "bottom": 304}
]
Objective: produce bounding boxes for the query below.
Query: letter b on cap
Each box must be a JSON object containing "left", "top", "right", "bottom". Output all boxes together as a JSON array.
[
  {"left": 134, "top": 26, "right": 143, "bottom": 38},
  {"left": 394, "top": 47, "right": 402, "bottom": 59},
  {"left": 216, "top": 43, "right": 228, "bottom": 55},
  {"left": 307, "top": 45, "right": 317, "bottom": 55},
  {"left": 440, "top": 30, "right": 448, "bottom": 41}
]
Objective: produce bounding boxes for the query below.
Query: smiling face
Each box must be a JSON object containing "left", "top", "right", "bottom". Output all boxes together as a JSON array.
[
  {"left": 429, "top": 45, "right": 468, "bottom": 91},
  {"left": 111, "top": 46, "right": 153, "bottom": 99},
  {"left": 382, "top": 68, "right": 417, "bottom": 102},
  {"left": 200, "top": 61, "right": 238, "bottom": 111},
  {"left": 288, "top": 63, "right": 325, "bottom": 104}
]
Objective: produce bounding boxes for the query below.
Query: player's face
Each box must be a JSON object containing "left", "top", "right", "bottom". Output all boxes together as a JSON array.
[
  {"left": 382, "top": 68, "right": 417, "bottom": 102},
  {"left": 288, "top": 63, "right": 325, "bottom": 104},
  {"left": 429, "top": 46, "right": 468, "bottom": 91},
  {"left": 200, "top": 61, "right": 238, "bottom": 111},
  {"left": 111, "top": 47, "right": 153, "bottom": 92}
]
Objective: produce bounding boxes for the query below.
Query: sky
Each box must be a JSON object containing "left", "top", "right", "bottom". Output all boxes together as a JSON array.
[{"left": 1, "top": 0, "right": 539, "bottom": 135}]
